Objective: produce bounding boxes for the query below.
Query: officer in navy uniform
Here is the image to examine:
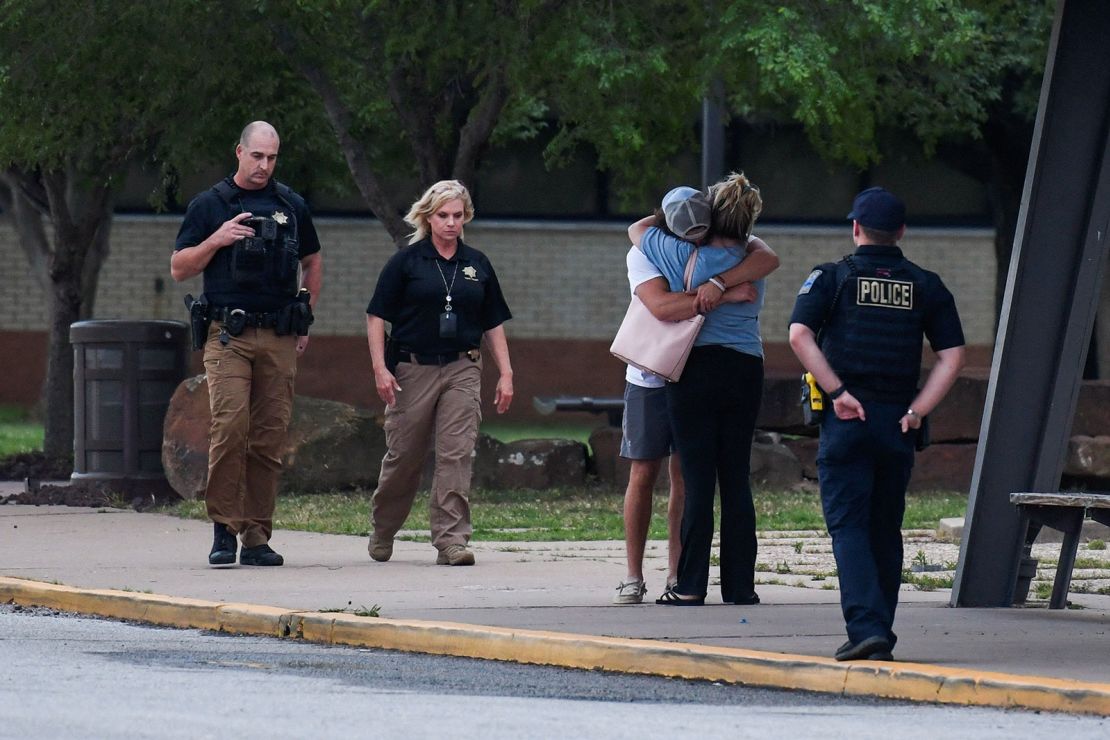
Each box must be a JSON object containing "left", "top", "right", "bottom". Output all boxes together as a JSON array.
[
  {"left": 788, "top": 187, "right": 964, "bottom": 661},
  {"left": 171, "top": 121, "right": 323, "bottom": 568}
]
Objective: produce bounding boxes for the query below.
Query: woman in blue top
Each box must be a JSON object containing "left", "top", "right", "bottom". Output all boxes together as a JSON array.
[{"left": 628, "top": 172, "right": 776, "bottom": 606}]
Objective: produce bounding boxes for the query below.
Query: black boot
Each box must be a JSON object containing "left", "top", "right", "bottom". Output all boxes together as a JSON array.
[
  {"left": 209, "top": 522, "right": 237, "bottom": 566},
  {"left": 239, "top": 543, "right": 284, "bottom": 566}
]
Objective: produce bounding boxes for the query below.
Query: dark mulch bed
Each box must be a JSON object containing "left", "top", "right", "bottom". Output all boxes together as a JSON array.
[
  {"left": 2, "top": 481, "right": 119, "bottom": 507},
  {"left": 0, "top": 451, "right": 165, "bottom": 509},
  {"left": 0, "top": 451, "right": 72, "bottom": 482}
]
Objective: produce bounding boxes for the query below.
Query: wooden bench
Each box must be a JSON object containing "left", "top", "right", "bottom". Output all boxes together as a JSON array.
[{"left": 1009, "top": 491, "right": 1110, "bottom": 608}]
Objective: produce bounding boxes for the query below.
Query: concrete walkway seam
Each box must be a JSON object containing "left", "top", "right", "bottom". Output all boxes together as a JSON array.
[{"left": 2, "top": 576, "right": 1107, "bottom": 716}]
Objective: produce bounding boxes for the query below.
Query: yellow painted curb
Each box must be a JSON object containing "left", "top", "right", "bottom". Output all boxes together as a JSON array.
[{"left": 3, "top": 576, "right": 1108, "bottom": 716}]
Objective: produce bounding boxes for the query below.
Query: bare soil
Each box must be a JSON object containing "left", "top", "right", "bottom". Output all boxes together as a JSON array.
[
  {"left": 0, "top": 452, "right": 169, "bottom": 510},
  {"left": 0, "top": 451, "right": 72, "bottom": 482}
]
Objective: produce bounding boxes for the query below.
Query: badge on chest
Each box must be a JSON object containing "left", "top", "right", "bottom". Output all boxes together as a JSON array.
[{"left": 856, "top": 277, "right": 913, "bottom": 310}]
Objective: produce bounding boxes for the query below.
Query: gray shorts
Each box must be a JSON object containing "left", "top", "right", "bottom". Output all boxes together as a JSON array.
[{"left": 619, "top": 382, "right": 674, "bottom": 460}]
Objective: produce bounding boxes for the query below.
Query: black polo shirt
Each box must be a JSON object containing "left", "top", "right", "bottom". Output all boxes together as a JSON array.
[
  {"left": 367, "top": 238, "right": 512, "bottom": 354},
  {"left": 174, "top": 176, "right": 321, "bottom": 312}
]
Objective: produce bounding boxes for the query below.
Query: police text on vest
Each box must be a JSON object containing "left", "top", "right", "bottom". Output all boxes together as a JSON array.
[{"left": 856, "top": 278, "right": 913, "bottom": 310}]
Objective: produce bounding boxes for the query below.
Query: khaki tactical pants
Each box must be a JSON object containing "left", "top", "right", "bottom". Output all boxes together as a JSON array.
[
  {"left": 372, "top": 357, "right": 482, "bottom": 550},
  {"left": 203, "top": 323, "right": 297, "bottom": 548}
]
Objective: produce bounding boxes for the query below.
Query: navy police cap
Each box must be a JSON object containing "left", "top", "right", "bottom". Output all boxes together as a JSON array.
[{"left": 847, "top": 187, "right": 905, "bottom": 232}]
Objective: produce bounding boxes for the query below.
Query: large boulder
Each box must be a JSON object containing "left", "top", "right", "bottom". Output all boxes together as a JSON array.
[
  {"left": 757, "top": 374, "right": 810, "bottom": 435},
  {"left": 929, "top": 372, "right": 989, "bottom": 442},
  {"left": 587, "top": 426, "right": 628, "bottom": 488},
  {"left": 1064, "top": 435, "right": 1110, "bottom": 479},
  {"left": 909, "top": 443, "right": 977, "bottom": 492},
  {"left": 473, "top": 438, "right": 588, "bottom": 490},
  {"left": 783, "top": 434, "right": 977, "bottom": 492},
  {"left": 782, "top": 436, "right": 819, "bottom": 480},
  {"left": 161, "top": 375, "right": 213, "bottom": 500},
  {"left": 750, "top": 433, "right": 804, "bottom": 488},
  {"left": 587, "top": 426, "right": 673, "bottom": 490},
  {"left": 161, "top": 375, "right": 386, "bottom": 500},
  {"left": 1073, "top": 382, "right": 1110, "bottom": 437}
]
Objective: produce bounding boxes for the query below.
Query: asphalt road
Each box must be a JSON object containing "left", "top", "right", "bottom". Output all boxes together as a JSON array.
[{"left": 2, "top": 605, "right": 1107, "bottom": 739}]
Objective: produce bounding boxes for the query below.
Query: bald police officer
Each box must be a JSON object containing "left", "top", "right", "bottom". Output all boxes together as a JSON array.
[
  {"left": 788, "top": 187, "right": 964, "bottom": 661},
  {"left": 171, "top": 121, "right": 323, "bottom": 568}
]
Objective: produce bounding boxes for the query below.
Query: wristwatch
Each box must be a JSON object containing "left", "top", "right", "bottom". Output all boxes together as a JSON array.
[{"left": 906, "top": 408, "right": 919, "bottom": 418}]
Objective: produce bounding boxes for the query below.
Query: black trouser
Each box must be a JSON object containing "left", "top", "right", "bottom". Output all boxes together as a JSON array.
[
  {"left": 817, "top": 401, "right": 914, "bottom": 646},
  {"left": 666, "top": 345, "right": 763, "bottom": 600}
]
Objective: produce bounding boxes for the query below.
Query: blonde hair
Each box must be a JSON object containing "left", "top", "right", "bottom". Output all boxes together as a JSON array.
[
  {"left": 708, "top": 171, "right": 763, "bottom": 241},
  {"left": 404, "top": 180, "right": 475, "bottom": 244}
]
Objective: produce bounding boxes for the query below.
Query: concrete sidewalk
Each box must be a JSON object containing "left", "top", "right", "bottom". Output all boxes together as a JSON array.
[{"left": 1, "top": 502, "right": 1108, "bottom": 714}]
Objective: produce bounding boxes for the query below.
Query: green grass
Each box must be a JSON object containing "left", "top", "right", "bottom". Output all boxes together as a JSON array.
[
  {"left": 480, "top": 420, "right": 600, "bottom": 445},
  {"left": 1072, "top": 557, "right": 1109, "bottom": 569},
  {"left": 0, "top": 405, "right": 42, "bottom": 456},
  {"left": 159, "top": 486, "right": 968, "bottom": 542},
  {"left": 902, "top": 572, "right": 954, "bottom": 591}
]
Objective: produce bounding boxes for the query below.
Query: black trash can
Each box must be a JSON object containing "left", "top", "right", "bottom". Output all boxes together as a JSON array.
[{"left": 70, "top": 320, "right": 189, "bottom": 496}]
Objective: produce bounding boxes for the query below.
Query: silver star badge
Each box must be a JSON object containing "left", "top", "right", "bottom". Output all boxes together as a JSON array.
[{"left": 272, "top": 211, "right": 289, "bottom": 225}]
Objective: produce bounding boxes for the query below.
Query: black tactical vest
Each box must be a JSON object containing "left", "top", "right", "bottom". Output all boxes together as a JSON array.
[
  {"left": 203, "top": 178, "right": 301, "bottom": 304},
  {"left": 820, "top": 255, "right": 929, "bottom": 403}
]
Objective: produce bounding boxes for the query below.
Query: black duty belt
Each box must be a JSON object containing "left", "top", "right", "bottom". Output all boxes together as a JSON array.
[
  {"left": 396, "top": 349, "right": 479, "bottom": 366},
  {"left": 211, "top": 306, "right": 280, "bottom": 329}
]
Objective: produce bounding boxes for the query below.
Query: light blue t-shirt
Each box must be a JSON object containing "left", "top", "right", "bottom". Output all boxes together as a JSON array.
[{"left": 639, "top": 226, "right": 764, "bottom": 358}]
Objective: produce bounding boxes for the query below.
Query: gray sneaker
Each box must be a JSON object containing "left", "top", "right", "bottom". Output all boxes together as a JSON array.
[
  {"left": 613, "top": 579, "right": 648, "bottom": 604},
  {"left": 368, "top": 535, "right": 393, "bottom": 562},
  {"left": 436, "top": 544, "right": 475, "bottom": 566}
]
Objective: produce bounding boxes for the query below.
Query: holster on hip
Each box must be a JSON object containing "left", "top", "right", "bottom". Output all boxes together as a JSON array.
[{"left": 184, "top": 294, "right": 211, "bottom": 351}]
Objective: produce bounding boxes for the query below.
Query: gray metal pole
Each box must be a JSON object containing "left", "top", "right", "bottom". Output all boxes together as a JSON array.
[
  {"left": 951, "top": 0, "right": 1110, "bottom": 607},
  {"left": 701, "top": 79, "right": 726, "bottom": 190}
]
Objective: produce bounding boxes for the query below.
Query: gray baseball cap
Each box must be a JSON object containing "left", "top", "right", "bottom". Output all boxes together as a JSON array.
[{"left": 662, "top": 186, "right": 711, "bottom": 241}]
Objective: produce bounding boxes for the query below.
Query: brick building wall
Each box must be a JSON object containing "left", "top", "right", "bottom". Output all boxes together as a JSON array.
[{"left": 0, "top": 216, "right": 996, "bottom": 413}]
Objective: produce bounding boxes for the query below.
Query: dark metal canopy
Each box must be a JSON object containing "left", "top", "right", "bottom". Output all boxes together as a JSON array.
[{"left": 952, "top": 0, "right": 1110, "bottom": 606}]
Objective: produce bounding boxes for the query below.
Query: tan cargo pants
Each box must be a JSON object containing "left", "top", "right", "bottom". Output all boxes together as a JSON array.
[
  {"left": 372, "top": 356, "right": 482, "bottom": 550},
  {"left": 202, "top": 323, "right": 297, "bottom": 547}
]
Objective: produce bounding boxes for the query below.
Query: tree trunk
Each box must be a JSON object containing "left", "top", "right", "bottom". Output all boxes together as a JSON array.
[
  {"left": 42, "top": 279, "right": 81, "bottom": 463},
  {"left": 938, "top": 104, "right": 1034, "bottom": 335},
  {"left": 984, "top": 127, "right": 1031, "bottom": 327},
  {"left": 39, "top": 198, "right": 114, "bottom": 463},
  {"left": 6, "top": 165, "right": 116, "bottom": 464},
  {"left": 0, "top": 174, "right": 50, "bottom": 293},
  {"left": 269, "top": 22, "right": 410, "bottom": 248}
]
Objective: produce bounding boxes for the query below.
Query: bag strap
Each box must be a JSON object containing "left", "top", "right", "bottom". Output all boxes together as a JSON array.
[
  {"left": 682, "top": 248, "right": 700, "bottom": 292},
  {"left": 817, "top": 254, "right": 856, "bottom": 344}
]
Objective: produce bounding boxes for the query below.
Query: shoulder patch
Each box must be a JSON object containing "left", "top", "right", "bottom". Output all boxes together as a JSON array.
[{"left": 798, "top": 269, "right": 823, "bottom": 295}]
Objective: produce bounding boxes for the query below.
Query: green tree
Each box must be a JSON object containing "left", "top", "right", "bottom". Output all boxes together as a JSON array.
[
  {"left": 0, "top": 0, "right": 1061, "bottom": 466},
  {"left": 0, "top": 1, "right": 254, "bottom": 460},
  {"left": 708, "top": 0, "right": 1052, "bottom": 323},
  {"left": 243, "top": 0, "right": 706, "bottom": 245}
]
